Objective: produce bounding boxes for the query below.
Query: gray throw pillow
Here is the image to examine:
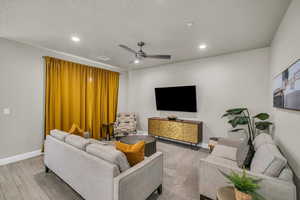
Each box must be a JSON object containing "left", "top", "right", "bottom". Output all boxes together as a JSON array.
[
  {"left": 250, "top": 143, "right": 287, "bottom": 177},
  {"left": 253, "top": 133, "right": 274, "bottom": 151}
]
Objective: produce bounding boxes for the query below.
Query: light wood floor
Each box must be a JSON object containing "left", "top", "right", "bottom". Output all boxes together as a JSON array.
[{"left": 0, "top": 141, "right": 208, "bottom": 200}]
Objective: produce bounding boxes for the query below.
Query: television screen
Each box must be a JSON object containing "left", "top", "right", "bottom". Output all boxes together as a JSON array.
[
  {"left": 155, "top": 86, "right": 197, "bottom": 112},
  {"left": 273, "top": 59, "right": 300, "bottom": 111}
]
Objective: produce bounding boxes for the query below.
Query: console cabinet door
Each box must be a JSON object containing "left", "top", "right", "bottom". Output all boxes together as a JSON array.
[
  {"left": 148, "top": 119, "right": 160, "bottom": 135},
  {"left": 183, "top": 123, "right": 198, "bottom": 143},
  {"left": 168, "top": 121, "right": 184, "bottom": 141},
  {"left": 159, "top": 120, "right": 170, "bottom": 137}
]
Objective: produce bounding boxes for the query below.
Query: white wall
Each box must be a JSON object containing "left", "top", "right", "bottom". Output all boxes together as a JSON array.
[
  {"left": 117, "top": 72, "right": 128, "bottom": 112},
  {"left": 127, "top": 48, "right": 270, "bottom": 143},
  {"left": 0, "top": 38, "right": 121, "bottom": 159},
  {"left": 270, "top": 0, "right": 300, "bottom": 177}
]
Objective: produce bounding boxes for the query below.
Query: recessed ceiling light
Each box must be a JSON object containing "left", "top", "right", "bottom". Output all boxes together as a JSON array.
[
  {"left": 186, "top": 22, "right": 193, "bottom": 27},
  {"left": 199, "top": 44, "right": 207, "bottom": 50},
  {"left": 134, "top": 59, "right": 140, "bottom": 64},
  {"left": 71, "top": 36, "right": 80, "bottom": 42}
]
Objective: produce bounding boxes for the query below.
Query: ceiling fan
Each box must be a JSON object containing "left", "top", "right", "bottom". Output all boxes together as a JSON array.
[{"left": 119, "top": 41, "right": 171, "bottom": 63}]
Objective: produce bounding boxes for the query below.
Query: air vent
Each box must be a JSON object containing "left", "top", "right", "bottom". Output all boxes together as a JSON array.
[{"left": 96, "top": 56, "right": 111, "bottom": 61}]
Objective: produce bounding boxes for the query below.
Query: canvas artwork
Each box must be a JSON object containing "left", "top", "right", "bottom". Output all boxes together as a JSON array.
[{"left": 273, "top": 59, "right": 300, "bottom": 110}]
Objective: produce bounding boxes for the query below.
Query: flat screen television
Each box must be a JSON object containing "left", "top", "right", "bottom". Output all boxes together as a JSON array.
[{"left": 155, "top": 86, "right": 197, "bottom": 112}]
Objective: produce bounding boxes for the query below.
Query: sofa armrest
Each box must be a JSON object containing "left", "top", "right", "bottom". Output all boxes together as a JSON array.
[
  {"left": 114, "top": 152, "right": 163, "bottom": 200},
  {"left": 199, "top": 157, "right": 297, "bottom": 200},
  {"left": 218, "top": 137, "right": 243, "bottom": 148}
]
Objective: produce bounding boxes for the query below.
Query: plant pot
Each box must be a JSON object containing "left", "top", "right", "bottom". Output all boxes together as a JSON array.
[{"left": 234, "top": 188, "right": 252, "bottom": 200}]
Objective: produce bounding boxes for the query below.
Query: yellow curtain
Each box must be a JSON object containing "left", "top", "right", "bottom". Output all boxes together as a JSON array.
[{"left": 44, "top": 57, "right": 119, "bottom": 140}]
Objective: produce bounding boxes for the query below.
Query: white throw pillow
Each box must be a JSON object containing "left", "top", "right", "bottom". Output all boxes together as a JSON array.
[
  {"left": 86, "top": 143, "right": 130, "bottom": 172},
  {"left": 50, "top": 129, "right": 70, "bottom": 141},
  {"left": 211, "top": 144, "right": 237, "bottom": 161},
  {"left": 65, "top": 134, "right": 90, "bottom": 150},
  {"left": 251, "top": 143, "right": 287, "bottom": 177},
  {"left": 253, "top": 133, "right": 274, "bottom": 151}
]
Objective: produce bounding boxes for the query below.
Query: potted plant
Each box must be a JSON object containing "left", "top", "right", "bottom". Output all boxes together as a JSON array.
[
  {"left": 219, "top": 170, "right": 265, "bottom": 200},
  {"left": 222, "top": 108, "right": 272, "bottom": 144}
]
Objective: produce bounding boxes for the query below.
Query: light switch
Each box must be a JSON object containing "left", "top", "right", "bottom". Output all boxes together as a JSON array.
[{"left": 3, "top": 108, "right": 10, "bottom": 115}]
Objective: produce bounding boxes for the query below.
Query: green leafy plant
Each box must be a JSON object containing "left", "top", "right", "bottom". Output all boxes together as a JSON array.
[
  {"left": 222, "top": 108, "right": 272, "bottom": 143},
  {"left": 219, "top": 169, "right": 265, "bottom": 200}
]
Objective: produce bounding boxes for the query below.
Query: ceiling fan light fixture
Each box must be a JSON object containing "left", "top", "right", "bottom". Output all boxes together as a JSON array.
[
  {"left": 119, "top": 41, "right": 172, "bottom": 62},
  {"left": 134, "top": 59, "right": 140, "bottom": 64}
]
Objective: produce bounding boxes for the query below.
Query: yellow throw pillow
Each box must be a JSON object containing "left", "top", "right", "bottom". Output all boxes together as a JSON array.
[
  {"left": 115, "top": 141, "right": 145, "bottom": 166},
  {"left": 68, "top": 123, "right": 84, "bottom": 137}
]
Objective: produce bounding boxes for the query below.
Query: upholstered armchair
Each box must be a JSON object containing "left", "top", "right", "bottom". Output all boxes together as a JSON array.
[{"left": 114, "top": 113, "right": 137, "bottom": 137}]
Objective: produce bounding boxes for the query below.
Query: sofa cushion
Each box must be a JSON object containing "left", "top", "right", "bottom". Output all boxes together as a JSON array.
[
  {"left": 253, "top": 133, "right": 274, "bottom": 151},
  {"left": 65, "top": 134, "right": 90, "bottom": 150},
  {"left": 211, "top": 144, "right": 237, "bottom": 161},
  {"left": 251, "top": 143, "right": 287, "bottom": 177},
  {"left": 88, "top": 138, "right": 114, "bottom": 146},
  {"left": 115, "top": 141, "right": 145, "bottom": 166},
  {"left": 86, "top": 143, "right": 130, "bottom": 172},
  {"left": 50, "top": 129, "right": 70, "bottom": 141}
]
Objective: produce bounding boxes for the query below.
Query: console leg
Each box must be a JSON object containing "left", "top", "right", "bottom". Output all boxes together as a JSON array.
[
  {"left": 200, "top": 194, "right": 212, "bottom": 200},
  {"left": 45, "top": 166, "right": 50, "bottom": 173},
  {"left": 157, "top": 184, "right": 162, "bottom": 195}
]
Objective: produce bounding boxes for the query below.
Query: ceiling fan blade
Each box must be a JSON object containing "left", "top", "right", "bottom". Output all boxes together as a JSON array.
[
  {"left": 146, "top": 55, "right": 171, "bottom": 59},
  {"left": 119, "top": 44, "right": 137, "bottom": 54}
]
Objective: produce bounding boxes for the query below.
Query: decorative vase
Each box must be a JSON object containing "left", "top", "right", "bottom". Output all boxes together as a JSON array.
[
  {"left": 167, "top": 115, "right": 177, "bottom": 120},
  {"left": 234, "top": 188, "right": 252, "bottom": 200}
]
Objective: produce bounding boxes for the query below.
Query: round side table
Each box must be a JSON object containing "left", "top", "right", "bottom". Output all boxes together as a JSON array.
[{"left": 208, "top": 137, "right": 219, "bottom": 153}]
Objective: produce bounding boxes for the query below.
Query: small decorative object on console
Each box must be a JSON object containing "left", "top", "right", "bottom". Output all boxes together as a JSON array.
[{"left": 167, "top": 115, "right": 178, "bottom": 120}]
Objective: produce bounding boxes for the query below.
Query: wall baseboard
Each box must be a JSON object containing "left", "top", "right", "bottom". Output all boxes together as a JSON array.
[
  {"left": 0, "top": 149, "right": 42, "bottom": 166},
  {"left": 200, "top": 143, "right": 209, "bottom": 149}
]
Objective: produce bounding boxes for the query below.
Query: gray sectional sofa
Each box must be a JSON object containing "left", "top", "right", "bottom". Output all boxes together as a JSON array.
[
  {"left": 44, "top": 130, "right": 163, "bottom": 200},
  {"left": 199, "top": 134, "right": 297, "bottom": 200}
]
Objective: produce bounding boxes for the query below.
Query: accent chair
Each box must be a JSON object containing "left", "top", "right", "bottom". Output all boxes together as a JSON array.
[{"left": 114, "top": 113, "right": 137, "bottom": 137}]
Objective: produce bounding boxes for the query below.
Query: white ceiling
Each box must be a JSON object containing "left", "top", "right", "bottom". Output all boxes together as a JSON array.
[{"left": 0, "top": 0, "right": 291, "bottom": 70}]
